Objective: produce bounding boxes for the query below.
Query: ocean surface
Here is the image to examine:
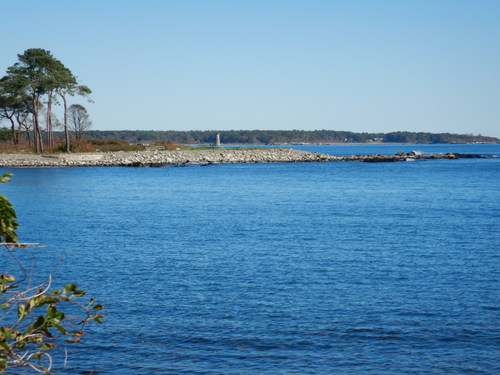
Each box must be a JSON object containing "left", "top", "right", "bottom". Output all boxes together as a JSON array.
[{"left": 2, "top": 144, "right": 499, "bottom": 374}]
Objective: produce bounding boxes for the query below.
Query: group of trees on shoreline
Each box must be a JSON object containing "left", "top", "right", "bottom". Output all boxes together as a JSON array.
[
  {"left": 81, "top": 129, "right": 499, "bottom": 145},
  {"left": 0, "top": 48, "right": 92, "bottom": 153}
]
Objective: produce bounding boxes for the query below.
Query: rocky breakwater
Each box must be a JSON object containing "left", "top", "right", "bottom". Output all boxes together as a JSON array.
[
  {"left": 358, "top": 151, "right": 485, "bottom": 162},
  {"left": 114, "top": 148, "right": 340, "bottom": 166},
  {"left": 0, "top": 148, "right": 338, "bottom": 167},
  {"left": 0, "top": 149, "right": 485, "bottom": 168}
]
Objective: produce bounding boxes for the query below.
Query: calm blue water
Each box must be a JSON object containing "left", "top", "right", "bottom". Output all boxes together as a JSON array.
[{"left": 2, "top": 144, "right": 499, "bottom": 374}]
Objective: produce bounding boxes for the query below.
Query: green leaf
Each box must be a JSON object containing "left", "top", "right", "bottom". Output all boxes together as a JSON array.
[
  {"left": 53, "top": 323, "right": 67, "bottom": 335},
  {"left": 33, "top": 315, "right": 45, "bottom": 329},
  {"left": 0, "top": 356, "right": 7, "bottom": 372},
  {"left": 91, "top": 314, "right": 104, "bottom": 324},
  {"left": 0, "top": 173, "right": 13, "bottom": 183},
  {"left": 40, "top": 343, "right": 55, "bottom": 350},
  {"left": 0, "top": 274, "right": 15, "bottom": 283},
  {"left": 0, "top": 303, "right": 9, "bottom": 310},
  {"left": 63, "top": 283, "right": 78, "bottom": 293},
  {"left": 17, "top": 304, "right": 28, "bottom": 322},
  {"left": 0, "top": 341, "right": 12, "bottom": 353},
  {"left": 46, "top": 304, "right": 57, "bottom": 318},
  {"left": 73, "top": 290, "right": 86, "bottom": 297},
  {"left": 38, "top": 296, "right": 61, "bottom": 306}
]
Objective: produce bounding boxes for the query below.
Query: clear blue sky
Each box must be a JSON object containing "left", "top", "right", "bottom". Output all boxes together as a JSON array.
[{"left": 2, "top": 0, "right": 499, "bottom": 137}]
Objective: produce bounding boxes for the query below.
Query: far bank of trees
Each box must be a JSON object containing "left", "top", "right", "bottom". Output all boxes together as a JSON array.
[
  {"left": 0, "top": 48, "right": 92, "bottom": 152},
  {"left": 81, "top": 129, "right": 499, "bottom": 145}
]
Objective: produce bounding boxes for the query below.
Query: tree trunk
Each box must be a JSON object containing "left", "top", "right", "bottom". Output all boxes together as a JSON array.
[
  {"left": 46, "top": 91, "right": 53, "bottom": 148},
  {"left": 26, "top": 128, "right": 32, "bottom": 147},
  {"left": 32, "top": 96, "right": 42, "bottom": 153},
  {"left": 61, "top": 93, "right": 70, "bottom": 153},
  {"left": 15, "top": 113, "right": 25, "bottom": 145},
  {"left": 7, "top": 116, "right": 18, "bottom": 144}
]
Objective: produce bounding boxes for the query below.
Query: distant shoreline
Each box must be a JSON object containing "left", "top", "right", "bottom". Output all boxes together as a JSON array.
[
  {"left": 0, "top": 148, "right": 486, "bottom": 168},
  {"left": 82, "top": 129, "right": 500, "bottom": 145},
  {"left": 197, "top": 142, "right": 499, "bottom": 146}
]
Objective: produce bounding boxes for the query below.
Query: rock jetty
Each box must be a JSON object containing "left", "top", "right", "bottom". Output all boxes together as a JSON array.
[{"left": 0, "top": 148, "right": 484, "bottom": 168}]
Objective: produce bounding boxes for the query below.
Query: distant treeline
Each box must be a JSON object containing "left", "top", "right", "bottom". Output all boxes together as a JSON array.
[{"left": 80, "top": 130, "right": 499, "bottom": 145}]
